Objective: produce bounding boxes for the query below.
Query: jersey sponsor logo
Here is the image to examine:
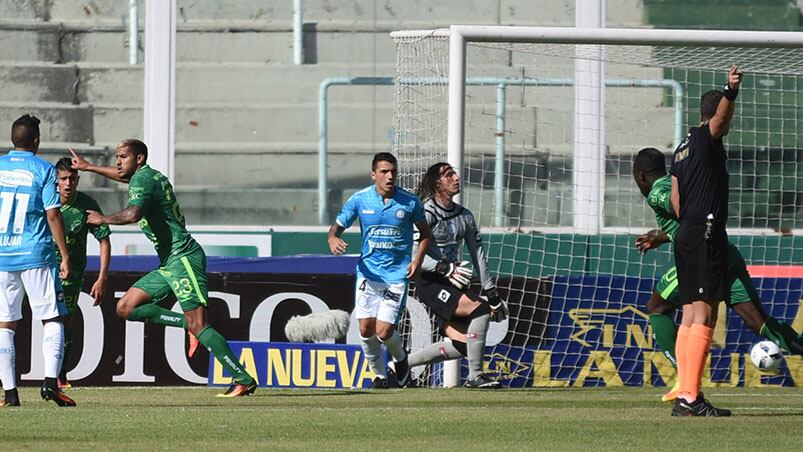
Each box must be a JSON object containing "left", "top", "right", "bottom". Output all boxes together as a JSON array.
[
  {"left": 366, "top": 225, "right": 402, "bottom": 238},
  {"left": 368, "top": 240, "right": 395, "bottom": 250},
  {"left": 0, "top": 170, "right": 34, "bottom": 187},
  {"left": 674, "top": 147, "right": 690, "bottom": 163},
  {"left": 361, "top": 209, "right": 375, "bottom": 214},
  {"left": 383, "top": 289, "right": 401, "bottom": 303}
]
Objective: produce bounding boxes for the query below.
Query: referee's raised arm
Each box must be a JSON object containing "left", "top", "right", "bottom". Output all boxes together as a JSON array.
[{"left": 709, "top": 64, "right": 743, "bottom": 139}]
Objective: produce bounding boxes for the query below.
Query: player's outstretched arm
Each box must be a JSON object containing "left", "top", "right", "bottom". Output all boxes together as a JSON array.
[
  {"left": 70, "top": 148, "right": 129, "bottom": 183},
  {"left": 90, "top": 237, "right": 111, "bottom": 306},
  {"left": 709, "top": 64, "right": 743, "bottom": 139},
  {"left": 328, "top": 223, "right": 348, "bottom": 255},
  {"left": 86, "top": 206, "right": 143, "bottom": 226},
  {"left": 407, "top": 220, "right": 431, "bottom": 279},
  {"left": 46, "top": 208, "right": 70, "bottom": 281}
]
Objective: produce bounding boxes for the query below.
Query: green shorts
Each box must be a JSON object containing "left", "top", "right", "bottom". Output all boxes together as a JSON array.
[
  {"left": 132, "top": 247, "right": 208, "bottom": 312},
  {"left": 61, "top": 276, "right": 84, "bottom": 315},
  {"left": 656, "top": 243, "right": 760, "bottom": 306}
]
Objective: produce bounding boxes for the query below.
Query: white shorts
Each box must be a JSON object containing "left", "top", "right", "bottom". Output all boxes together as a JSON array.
[
  {"left": 0, "top": 266, "right": 66, "bottom": 322},
  {"left": 354, "top": 276, "right": 408, "bottom": 325}
]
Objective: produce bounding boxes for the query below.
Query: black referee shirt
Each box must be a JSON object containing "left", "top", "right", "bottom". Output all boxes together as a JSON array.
[{"left": 670, "top": 122, "right": 729, "bottom": 225}]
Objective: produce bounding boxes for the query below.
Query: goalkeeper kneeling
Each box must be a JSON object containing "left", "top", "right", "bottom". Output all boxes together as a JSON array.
[{"left": 406, "top": 162, "right": 508, "bottom": 389}]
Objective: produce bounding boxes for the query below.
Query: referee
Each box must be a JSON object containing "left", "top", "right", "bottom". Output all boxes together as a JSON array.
[{"left": 669, "top": 65, "right": 742, "bottom": 417}]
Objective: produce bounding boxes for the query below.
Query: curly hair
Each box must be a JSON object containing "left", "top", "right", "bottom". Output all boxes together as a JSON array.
[{"left": 415, "top": 162, "right": 452, "bottom": 202}]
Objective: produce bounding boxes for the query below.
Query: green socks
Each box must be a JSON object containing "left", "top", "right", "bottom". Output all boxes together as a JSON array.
[
  {"left": 760, "top": 317, "right": 803, "bottom": 356},
  {"left": 197, "top": 326, "right": 254, "bottom": 384},
  {"left": 128, "top": 304, "right": 186, "bottom": 328},
  {"left": 649, "top": 313, "right": 678, "bottom": 367},
  {"left": 59, "top": 326, "right": 73, "bottom": 380}
]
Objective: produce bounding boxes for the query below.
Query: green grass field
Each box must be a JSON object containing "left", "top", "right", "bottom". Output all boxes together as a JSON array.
[{"left": 1, "top": 387, "right": 801, "bottom": 451}]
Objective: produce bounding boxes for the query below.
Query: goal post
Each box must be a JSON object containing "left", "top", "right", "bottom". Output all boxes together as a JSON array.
[{"left": 392, "top": 26, "right": 803, "bottom": 388}]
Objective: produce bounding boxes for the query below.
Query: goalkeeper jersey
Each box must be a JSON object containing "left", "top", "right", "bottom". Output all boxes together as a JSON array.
[
  {"left": 336, "top": 185, "right": 424, "bottom": 283},
  {"left": 417, "top": 199, "right": 495, "bottom": 291}
]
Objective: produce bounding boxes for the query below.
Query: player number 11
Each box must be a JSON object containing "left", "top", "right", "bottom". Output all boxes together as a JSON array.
[{"left": 0, "top": 191, "right": 30, "bottom": 234}]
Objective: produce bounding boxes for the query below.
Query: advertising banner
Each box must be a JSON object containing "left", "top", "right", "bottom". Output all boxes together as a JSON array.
[
  {"left": 531, "top": 275, "right": 803, "bottom": 388},
  {"left": 10, "top": 255, "right": 802, "bottom": 388},
  {"left": 209, "top": 342, "right": 376, "bottom": 389}
]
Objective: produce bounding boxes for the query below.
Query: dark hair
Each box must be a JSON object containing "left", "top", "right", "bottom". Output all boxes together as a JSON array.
[
  {"left": 371, "top": 152, "right": 397, "bottom": 170},
  {"left": 11, "top": 114, "right": 40, "bottom": 149},
  {"left": 700, "top": 90, "right": 724, "bottom": 122},
  {"left": 416, "top": 162, "right": 451, "bottom": 202},
  {"left": 55, "top": 157, "right": 76, "bottom": 174},
  {"left": 633, "top": 147, "right": 667, "bottom": 177},
  {"left": 119, "top": 138, "right": 148, "bottom": 161}
]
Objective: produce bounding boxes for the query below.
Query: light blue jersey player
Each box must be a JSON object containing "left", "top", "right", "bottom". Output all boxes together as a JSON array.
[
  {"left": 0, "top": 115, "right": 74, "bottom": 408},
  {"left": 328, "top": 152, "right": 431, "bottom": 388}
]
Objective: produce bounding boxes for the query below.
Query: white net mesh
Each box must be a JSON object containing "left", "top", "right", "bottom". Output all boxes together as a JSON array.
[{"left": 394, "top": 31, "right": 803, "bottom": 388}]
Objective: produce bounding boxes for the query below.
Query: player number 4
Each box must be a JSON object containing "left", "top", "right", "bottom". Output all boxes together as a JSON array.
[{"left": 0, "top": 192, "right": 30, "bottom": 234}]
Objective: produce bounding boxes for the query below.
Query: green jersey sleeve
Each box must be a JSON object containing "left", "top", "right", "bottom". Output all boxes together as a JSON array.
[{"left": 128, "top": 169, "right": 156, "bottom": 210}]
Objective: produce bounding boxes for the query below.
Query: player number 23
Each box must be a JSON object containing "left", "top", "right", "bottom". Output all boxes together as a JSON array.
[{"left": 172, "top": 278, "right": 193, "bottom": 295}]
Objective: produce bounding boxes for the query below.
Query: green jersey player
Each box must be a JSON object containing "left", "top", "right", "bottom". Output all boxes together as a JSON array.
[
  {"left": 70, "top": 140, "right": 256, "bottom": 397},
  {"left": 633, "top": 147, "right": 803, "bottom": 402},
  {"left": 53, "top": 157, "right": 111, "bottom": 389}
]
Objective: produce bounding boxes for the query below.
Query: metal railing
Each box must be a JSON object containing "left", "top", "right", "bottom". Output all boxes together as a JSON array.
[{"left": 318, "top": 77, "right": 684, "bottom": 225}]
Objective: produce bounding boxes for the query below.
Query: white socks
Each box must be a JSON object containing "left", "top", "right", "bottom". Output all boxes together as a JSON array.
[
  {"left": 42, "top": 321, "right": 65, "bottom": 379},
  {"left": 0, "top": 328, "right": 15, "bottom": 390},
  {"left": 379, "top": 330, "right": 407, "bottom": 362},
  {"left": 360, "top": 334, "right": 386, "bottom": 379}
]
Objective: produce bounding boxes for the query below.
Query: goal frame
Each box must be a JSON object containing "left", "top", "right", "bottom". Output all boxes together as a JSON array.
[{"left": 391, "top": 25, "right": 803, "bottom": 387}]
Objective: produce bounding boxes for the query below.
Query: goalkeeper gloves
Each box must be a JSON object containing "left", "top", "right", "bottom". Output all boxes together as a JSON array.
[
  {"left": 484, "top": 288, "right": 509, "bottom": 322},
  {"left": 436, "top": 260, "right": 472, "bottom": 289}
]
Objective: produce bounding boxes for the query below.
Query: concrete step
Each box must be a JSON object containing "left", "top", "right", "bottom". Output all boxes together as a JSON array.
[
  {"left": 77, "top": 186, "right": 328, "bottom": 226},
  {"left": 2, "top": 0, "right": 643, "bottom": 27},
  {"left": 1, "top": 97, "right": 678, "bottom": 163},
  {"left": 0, "top": 24, "right": 398, "bottom": 64}
]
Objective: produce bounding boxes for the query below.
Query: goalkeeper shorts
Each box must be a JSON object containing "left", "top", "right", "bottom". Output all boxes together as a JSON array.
[{"left": 414, "top": 272, "right": 464, "bottom": 328}]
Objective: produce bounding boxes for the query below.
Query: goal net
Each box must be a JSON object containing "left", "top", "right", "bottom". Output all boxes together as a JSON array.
[{"left": 392, "top": 27, "right": 803, "bottom": 388}]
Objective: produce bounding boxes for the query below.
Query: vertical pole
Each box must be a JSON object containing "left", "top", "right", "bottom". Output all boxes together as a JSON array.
[
  {"left": 673, "top": 82, "right": 684, "bottom": 149},
  {"left": 444, "top": 26, "right": 467, "bottom": 388},
  {"left": 128, "top": 0, "right": 138, "bottom": 65},
  {"left": 494, "top": 83, "right": 506, "bottom": 227},
  {"left": 143, "top": 0, "right": 176, "bottom": 182},
  {"left": 318, "top": 80, "right": 330, "bottom": 224},
  {"left": 293, "top": 0, "right": 304, "bottom": 65},
  {"left": 447, "top": 26, "right": 467, "bottom": 205},
  {"left": 573, "top": 0, "right": 606, "bottom": 234}
]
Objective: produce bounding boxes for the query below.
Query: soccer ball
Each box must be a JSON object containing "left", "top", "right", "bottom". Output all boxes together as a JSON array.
[{"left": 750, "top": 341, "right": 783, "bottom": 371}]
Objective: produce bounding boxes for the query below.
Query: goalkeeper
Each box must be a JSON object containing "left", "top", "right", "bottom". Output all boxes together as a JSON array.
[
  {"left": 633, "top": 147, "right": 803, "bottom": 402},
  {"left": 406, "top": 162, "right": 508, "bottom": 388}
]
